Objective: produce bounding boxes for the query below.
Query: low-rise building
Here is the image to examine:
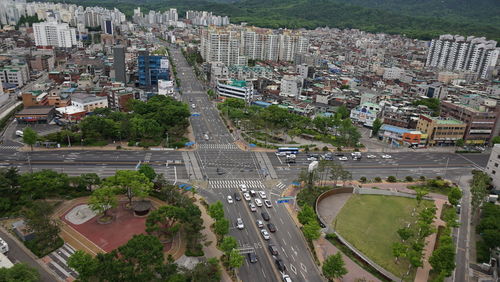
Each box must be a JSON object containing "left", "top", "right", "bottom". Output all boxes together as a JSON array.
[
  {"left": 71, "top": 93, "right": 108, "bottom": 112},
  {"left": 15, "top": 106, "right": 55, "bottom": 124},
  {"left": 22, "top": 91, "right": 49, "bottom": 107},
  {"left": 416, "top": 114, "right": 466, "bottom": 146},
  {"left": 0, "top": 64, "right": 29, "bottom": 87},
  {"left": 378, "top": 124, "right": 426, "bottom": 147},
  {"left": 216, "top": 79, "right": 253, "bottom": 101},
  {"left": 280, "top": 75, "right": 303, "bottom": 98},
  {"left": 350, "top": 102, "right": 381, "bottom": 127}
]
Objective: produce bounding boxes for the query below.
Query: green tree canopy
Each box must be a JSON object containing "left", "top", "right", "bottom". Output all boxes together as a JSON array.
[
  {"left": 322, "top": 253, "right": 348, "bottom": 281},
  {"left": 138, "top": 164, "right": 157, "bottom": 181},
  {"left": 303, "top": 221, "right": 321, "bottom": 241},
  {"left": 103, "top": 170, "right": 153, "bottom": 206},
  {"left": 298, "top": 204, "right": 316, "bottom": 225},
  {"left": 0, "top": 263, "right": 40, "bottom": 282},
  {"left": 89, "top": 187, "right": 118, "bottom": 217},
  {"left": 22, "top": 127, "right": 38, "bottom": 151},
  {"left": 220, "top": 236, "right": 238, "bottom": 254},
  {"left": 448, "top": 187, "right": 462, "bottom": 206}
]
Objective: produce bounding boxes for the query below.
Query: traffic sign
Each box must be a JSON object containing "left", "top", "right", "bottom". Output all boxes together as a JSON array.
[{"left": 277, "top": 200, "right": 290, "bottom": 204}]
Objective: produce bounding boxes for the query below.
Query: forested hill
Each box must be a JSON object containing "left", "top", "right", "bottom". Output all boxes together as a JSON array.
[{"left": 33, "top": 0, "right": 500, "bottom": 41}]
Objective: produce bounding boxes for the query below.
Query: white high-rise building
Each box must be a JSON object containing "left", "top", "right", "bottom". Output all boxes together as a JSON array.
[
  {"left": 201, "top": 29, "right": 246, "bottom": 66},
  {"left": 426, "top": 35, "right": 500, "bottom": 80},
  {"left": 33, "top": 21, "right": 77, "bottom": 48}
]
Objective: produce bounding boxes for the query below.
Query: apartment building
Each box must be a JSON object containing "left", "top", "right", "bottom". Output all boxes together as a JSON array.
[
  {"left": 486, "top": 144, "right": 500, "bottom": 189},
  {"left": 201, "top": 29, "right": 246, "bottom": 66},
  {"left": 440, "top": 101, "right": 498, "bottom": 145},
  {"left": 0, "top": 64, "right": 29, "bottom": 87},
  {"left": 280, "top": 75, "right": 303, "bottom": 98},
  {"left": 416, "top": 114, "right": 466, "bottom": 146},
  {"left": 33, "top": 21, "right": 77, "bottom": 48},
  {"left": 425, "top": 34, "right": 500, "bottom": 79}
]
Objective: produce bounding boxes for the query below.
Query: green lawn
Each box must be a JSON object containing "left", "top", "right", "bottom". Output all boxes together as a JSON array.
[{"left": 335, "top": 195, "right": 425, "bottom": 280}]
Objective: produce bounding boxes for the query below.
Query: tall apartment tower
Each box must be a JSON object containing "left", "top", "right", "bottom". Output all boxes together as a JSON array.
[
  {"left": 113, "top": 45, "right": 126, "bottom": 83},
  {"left": 426, "top": 35, "right": 500, "bottom": 80},
  {"left": 201, "top": 29, "right": 246, "bottom": 66},
  {"left": 33, "top": 21, "right": 77, "bottom": 48}
]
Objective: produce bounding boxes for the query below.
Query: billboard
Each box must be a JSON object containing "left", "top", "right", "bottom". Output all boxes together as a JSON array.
[
  {"left": 158, "top": 80, "right": 174, "bottom": 95},
  {"left": 160, "top": 58, "right": 169, "bottom": 70}
]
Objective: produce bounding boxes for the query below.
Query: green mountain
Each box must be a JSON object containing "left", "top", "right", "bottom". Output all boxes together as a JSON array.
[{"left": 36, "top": 0, "right": 500, "bottom": 41}]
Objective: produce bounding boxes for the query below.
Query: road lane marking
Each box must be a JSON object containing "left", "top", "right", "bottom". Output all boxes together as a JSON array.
[
  {"left": 290, "top": 264, "right": 297, "bottom": 274},
  {"left": 282, "top": 238, "right": 287, "bottom": 245},
  {"left": 261, "top": 268, "right": 266, "bottom": 278},
  {"left": 300, "top": 271, "right": 306, "bottom": 280},
  {"left": 281, "top": 247, "right": 288, "bottom": 258},
  {"left": 288, "top": 231, "right": 292, "bottom": 239},
  {"left": 300, "top": 263, "right": 307, "bottom": 272},
  {"left": 279, "top": 217, "right": 284, "bottom": 225}
]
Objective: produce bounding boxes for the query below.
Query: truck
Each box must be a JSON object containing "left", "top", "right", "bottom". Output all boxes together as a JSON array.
[{"left": 0, "top": 237, "right": 9, "bottom": 254}]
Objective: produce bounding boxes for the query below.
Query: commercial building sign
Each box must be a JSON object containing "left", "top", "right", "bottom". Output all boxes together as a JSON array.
[{"left": 160, "top": 58, "right": 169, "bottom": 70}]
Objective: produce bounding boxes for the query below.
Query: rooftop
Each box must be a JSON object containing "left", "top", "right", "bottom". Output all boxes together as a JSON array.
[{"left": 421, "top": 114, "right": 464, "bottom": 125}]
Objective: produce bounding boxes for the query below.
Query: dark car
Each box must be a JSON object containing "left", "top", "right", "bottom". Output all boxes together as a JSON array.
[
  {"left": 247, "top": 252, "right": 258, "bottom": 263},
  {"left": 334, "top": 153, "right": 345, "bottom": 156},
  {"left": 261, "top": 212, "right": 270, "bottom": 221},
  {"left": 275, "top": 258, "right": 286, "bottom": 271},
  {"left": 268, "top": 244, "right": 279, "bottom": 256},
  {"left": 267, "top": 223, "right": 276, "bottom": 232},
  {"left": 234, "top": 193, "right": 242, "bottom": 201}
]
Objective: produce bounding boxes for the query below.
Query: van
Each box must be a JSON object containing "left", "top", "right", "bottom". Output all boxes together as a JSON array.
[
  {"left": 15, "top": 130, "right": 23, "bottom": 137},
  {"left": 191, "top": 104, "right": 196, "bottom": 109},
  {"left": 0, "top": 238, "right": 9, "bottom": 254}
]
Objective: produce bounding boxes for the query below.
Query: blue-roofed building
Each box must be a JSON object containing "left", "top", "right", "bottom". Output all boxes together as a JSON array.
[{"left": 350, "top": 102, "right": 381, "bottom": 127}]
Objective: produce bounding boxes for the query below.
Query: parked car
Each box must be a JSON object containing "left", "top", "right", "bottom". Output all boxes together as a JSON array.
[
  {"left": 282, "top": 274, "right": 292, "bottom": 282},
  {"left": 264, "top": 200, "right": 273, "bottom": 208},
  {"left": 267, "top": 223, "right": 277, "bottom": 232},
  {"left": 260, "top": 229, "right": 270, "bottom": 240},
  {"left": 338, "top": 156, "right": 348, "bottom": 161},
  {"left": 268, "top": 244, "right": 279, "bottom": 256},
  {"left": 261, "top": 212, "right": 270, "bottom": 221},
  {"left": 381, "top": 154, "right": 392, "bottom": 159},
  {"left": 249, "top": 203, "right": 257, "bottom": 212},
  {"left": 236, "top": 218, "right": 244, "bottom": 230},
  {"left": 250, "top": 190, "right": 257, "bottom": 197},
  {"left": 255, "top": 198, "right": 263, "bottom": 207},
  {"left": 366, "top": 154, "right": 377, "bottom": 159},
  {"left": 247, "top": 252, "right": 258, "bottom": 263},
  {"left": 243, "top": 192, "right": 251, "bottom": 201},
  {"left": 227, "top": 195, "right": 233, "bottom": 204}
]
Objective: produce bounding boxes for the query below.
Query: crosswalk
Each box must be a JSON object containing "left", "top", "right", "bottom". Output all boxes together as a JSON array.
[
  {"left": 209, "top": 179, "right": 266, "bottom": 189},
  {"left": 198, "top": 143, "right": 239, "bottom": 150},
  {"left": 276, "top": 182, "right": 286, "bottom": 190},
  {"left": 44, "top": 243, "right": 78, "bottom": 281},
  {"left": 0, "top": 145, "right": 19, "bottom": 151}
]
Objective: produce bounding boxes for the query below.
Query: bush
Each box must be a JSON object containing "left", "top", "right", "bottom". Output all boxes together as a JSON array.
[
  {"left": 419, "top": 176, "right": 426, "bottom": 181},
  {"left": 359, "top": 177, "right": 367, "bottom": 183},
  {"left": 387, "top": 176, "right": 397, "bottom": 182},
  {"left": 436, "top": 176, "right": 443, "bottom": 180},
  {"left": 127, "top": 140, "right": 136, "bottom": 146},
  {"left": 337, "top": 147, "right": 342, "bottom": 151},
  {"left": 405, "top": 176, "right": 414, "bottom": 182},
  {"left": 325, "top": 233, "right": 337, "bottom": 240},
  {"left": 116, "top": 145, "right": 122, "bottom": 149},
  {"left": 322, "top": 146, "right": 329, "bottom": 152},
  {"left": 25, "top": 236, "right": 64, "bottom": 258},
  {"left": 374, "top": 177, "right": 382, "bottom": 182}
]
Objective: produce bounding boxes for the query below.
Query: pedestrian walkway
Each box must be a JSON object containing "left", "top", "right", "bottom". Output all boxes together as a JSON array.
[
  {"left": 275, "top": 182, "right": 286, "bottom": 190},
  {"left": 198, "top": 143, "right": 239, "bottom": 150},
  {"left": 43, "top": 243, "right": 78, "bottom": 281},
  {"left": 208, "top": 179, "right": 265, "bottom": 189}
]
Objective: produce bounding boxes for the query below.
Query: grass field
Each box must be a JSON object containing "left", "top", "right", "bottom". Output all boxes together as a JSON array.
[{"left": 335, "top": 194, "right": 426, "bottom": 280}]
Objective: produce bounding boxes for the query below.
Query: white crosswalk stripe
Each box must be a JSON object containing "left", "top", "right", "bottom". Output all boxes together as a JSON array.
[
  {"left": 45, "top": 243, "right": 78, "bottom": 281},
  {"left": 276, "top": 182, "right": 286, "bottom": 190},
  {"left": 0, "top": 146, "right": 19, "bottom": 150},
  {"left": 209, "top": 179, "right": 266, "bottom": 190},
  {"left": 198, "top": 143, "right": 239, "bottom": 150}
]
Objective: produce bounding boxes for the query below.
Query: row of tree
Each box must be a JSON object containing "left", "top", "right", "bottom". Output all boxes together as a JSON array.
[{"left": 68, "top": 234, "right": 221, "bottom": 282}]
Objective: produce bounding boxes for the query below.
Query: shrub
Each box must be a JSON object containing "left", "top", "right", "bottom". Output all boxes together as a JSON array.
[
  {"left": 116, "top": 145, "right": 122, "bottom": 149},
  {"left": 359, "top": 177, "right": 367, "bottom": 183},
  {"left": 405, "top": 176, "right": 414, "bottom": 182},
  {"left": 419, "top": 176, "right": 426, "bottom": 181},
  {"left": 325, "top": 233, "right": 337, "bottom": 240},
  {"left": 374, "top": 177, "right": 382, "bottom": 182},
  {"left": 322, "top": 146, "right": 329, "bottom": 152},
  {"left": 127, "top": 140, "right": 135, "bottom": 146},
  {"left": 436, "top": 176, "right": 443, "bottom": 180},
  {"left": 387, "top": 176, "right": 397, "bottom": 182},
  {"left": 337, "top": 147, "right": 342, "bottom": 151}
]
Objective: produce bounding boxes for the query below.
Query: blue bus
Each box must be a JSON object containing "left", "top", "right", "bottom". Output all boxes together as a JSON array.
[{"left": 277, "top": 147, "right": 300, "bottom": 154}]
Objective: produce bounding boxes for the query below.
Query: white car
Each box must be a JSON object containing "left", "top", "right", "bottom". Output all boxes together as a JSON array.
[
  {"left": 264, "top": 200, "right": 273, "bottom": 208},
  {"left": 249, "top": 203, "right": 257, "bottom": 212},
  {"left": 282, "top": 274, "right": 292, "bottom": 282},
  {"left": 307, "top": 156, "right": 318, "bottom": 161},
  {"left": 243, "top": 192, "right": 251, "bottom": 201},
  {"left": 258, "top": 191, "right": 267, "bottom": 199},
  {"left": 338, "top": 156, "right": 348, "bottom": 161},
  {"left": 236, "top": 218, "right": 244, "bottom": 230},
  {"left": 255, "top": 198, "right": 263, "bottom": 207},
  {"left": 275, "top": 152, "right": 287, "bottom": 157},
  {"left": 260, "top": 229, "right": 270, "bottom": 240},
  {"left": 239, "top": 184, "right": 248, "bottom": 192},
  {"left": 366, "top": 154, "right": 376, "bottom": 159},
  {"left": 256, "top": 220, "right": 264, "bottom": 228},
  {"left": 227, "top": 195, "right": 233, "bottom": 204},
  {"left": 381, "top": 154, "right": 392, "bottom": 159}
]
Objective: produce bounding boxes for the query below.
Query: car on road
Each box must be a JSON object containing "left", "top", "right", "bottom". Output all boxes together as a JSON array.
[
  {"left": 249, "top": 203, "right": 257, "bottom": 212},
  {"left": 247, "top": 252, "right": 258, "bottom": 263},
  {"left": 234, "top": 193, "right": 241, "bottom": 201},
  {"left": 366, "top": 154, "right": 377, "bottom": 159},
  {"left": 258, "top": 191, "right": 267, "bottom": 199},
  {"left": 275, "top": 152, "right": 287, "bottom": 157},
  {"left": 0, "top": 237, "right": 9, "bottom": 253},
  {"left": 256, "top": 220, "right": 264, "bottom": 228},
  {"left": 282, "top": 274, "right": 292, "bottom": 282},
  {"left": 381, "top": 154, "right": 392, "bottom": 159},
  {"left": 243, "top": 192, "right": 251, "bottom": 201},
  {"left": 191, "top": 104, "right": 196, "bottom": 109},
  {"left": 227, "top": 196, "right": 233, "bottom": 204},
  {"left": 267, "top": 223, "right": 276, "bottom": 233},
  {"left": 307, "top": 156, "right": 318, "bottom": 161},
  {"left": 275, "top": 258, "right": 286, "bottom": 271},
  {"left": 264, "top": 200, "right": 273, "bottom": 208},
  {"left": 261, "top": 212, "right": 270, "bottom": 221},
  {"left": 338, "top": 156, "right": 348, "bottom": 161},
  {"left": 255, "top": 198, "right": 263, "bottom": 207},
  {"left": 334, "top": 153, "right": 345, "bottom": 156},
  {"left": 236, "top": 218, "right": 244, "bottom": 230},
  {"left": 260, "top": 229, "right": 270, "bottom": 240},
  {"left": 268, "top": 244, "right": 279, "bottom": 256},
  {"left": 250, "top": 190, "right": 257, "bottom": 197},
  {"left": 239, "top": 184, "right": 248, "bottom": 192}
]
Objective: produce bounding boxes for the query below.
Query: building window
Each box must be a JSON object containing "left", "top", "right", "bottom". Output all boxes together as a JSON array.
[
  {"left": 496, "top": 163, "right": 499, "bottom": 168},
  {"left": 493, "top": 170, "right": 496, "bottom": 175}
]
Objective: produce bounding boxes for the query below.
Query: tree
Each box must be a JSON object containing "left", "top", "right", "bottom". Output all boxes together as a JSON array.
[
  {"left": 228, "top": 248, "right": 244, "bottom": 269},
  {"left": 220, "top": 236, "right": 238, "bottom": 254},
  {"left": 336, "top": 105, "right": 350, "bottom": 119},
  {"left": 322, "top": 253, "right": 348, "bottom": 281},
  {"left": 146, "top": 206, "right": 185, "bottom": 241},
  {"left": 415, "top": 188, "right": 428, "bottom": 207},
  {"left": 397, "top": 227, "right": 413, "bottom": 241},
  {"left": 455, "top": 139, "right": 465, "bottom": 147},
  {"left": 392, "top": 242, "right": 407, "bottom": 263},
  {"left": 448, "top": 187, "right": 462, "bottom": 206},
  {"left": 214, "top": 218, "right": 229, "bottom": 237},
  {"left": 103, "top": 170, "right": 152, "bottom": 207},
  {"left": 67, "top": 250, "right": 97, "bottom": 282},
  {"left": 89, "top": 187, "right": 118, "bottom": 218},
  {"left": 429, "top": 244, "right": 455, "bottom": 277},
  {"left": 303, "top": 221, "right": 321, "bottom": 241},
  {"left": 371, "top": 118, "right": 382, "bottom": 136},
  {"left": 387, "top": 176, "right": 397, "bottom": 183},
  {"left": 471, "top": 171, "right": 490, "bottom": 215},
  {"left": 0, "top": 263, "right": 40, "bottom": 282},
  {"left": 189, "top": 258, "right": 220, "bottom": 282},
  {"left": 117, "top": 234, "right": 165, "bottom": 281},
  {"left": 23, "top": 127, "right": 38, "bottom": 151},
  {"left": 22, "top": 201, "right": 61, "bottom": 256},
  {"left": 298, "top": 204, "right": 316, "bottom": 225},
  {"left": 339, "top": 170, "right": 352, "bottom": 186},
  {"left": 492, "top": 136, "right": 500, "bottom": 145},
  {"left": 208, "top": 201, "right": 225, "bottom": 221},
  {"left": 138, "top": 164, "right": 157, "bottom": 181},
  {"left": 74, "top": 173, "right": 101, "bottom": 191}
]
